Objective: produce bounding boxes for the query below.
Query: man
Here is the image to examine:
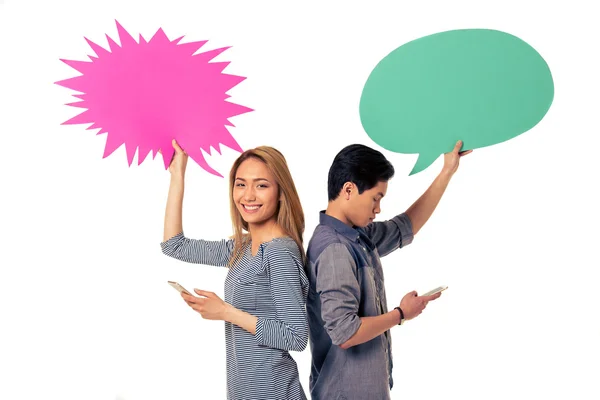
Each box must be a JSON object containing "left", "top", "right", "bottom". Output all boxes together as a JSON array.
[{"left": 305, "top": 141, "right": 471, "bottom": 400}]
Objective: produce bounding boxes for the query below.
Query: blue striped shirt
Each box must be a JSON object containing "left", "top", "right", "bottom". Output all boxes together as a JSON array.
[{"left": 161, "top": 233, "right": 309, "bottom": 400}]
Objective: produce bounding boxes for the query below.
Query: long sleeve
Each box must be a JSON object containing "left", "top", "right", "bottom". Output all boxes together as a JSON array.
[
  {"left": 160, "top": 232, "right": 233, "bottom": 267},
  {"left": 362, "top": 213, "right": 414, "bottom": 257},
  {"left": 315, "top": 243, "right": 362, "bottom": 346},
  {"left": 254, "top": 241, "right": 309, "bottom": 352}
]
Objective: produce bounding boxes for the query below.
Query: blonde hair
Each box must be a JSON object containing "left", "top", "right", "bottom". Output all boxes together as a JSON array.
[{"left": 227, "top": 146, "right": 305, "bottom": 267}]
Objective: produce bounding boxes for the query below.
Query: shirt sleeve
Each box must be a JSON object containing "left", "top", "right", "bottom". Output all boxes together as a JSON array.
[
  {"left": 160, "top": 232, "right": 233, "bottom": 267},
  {"left": 362, "top": 213, "right": 414, "bottom": 257},
  {"left": 316, "top": 243, "right": 362, "bottom": 346},
  {"left": 254, "top": 241, "right": 309, "bottom": 352}
]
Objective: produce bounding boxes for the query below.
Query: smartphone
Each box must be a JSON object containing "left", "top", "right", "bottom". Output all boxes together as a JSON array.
[
  {"left": 421, "top": 286, "right": 448, "bottom": 297},
  {"left": 168, "top": 281, "right": 193, "bottom": 296}
]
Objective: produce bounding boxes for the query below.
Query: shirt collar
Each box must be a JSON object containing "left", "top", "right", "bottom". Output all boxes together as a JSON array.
[{"left": 319, "top": 210, "right": 360, "bottom": 242}]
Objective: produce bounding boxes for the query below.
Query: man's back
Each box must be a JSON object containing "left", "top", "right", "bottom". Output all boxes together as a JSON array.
[{"left": 305, "top": 211, "right": 414, "bottom": 400}]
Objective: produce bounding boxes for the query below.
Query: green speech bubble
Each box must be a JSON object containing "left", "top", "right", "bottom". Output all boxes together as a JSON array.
[{"left": 359, "top": 29, "right": 554, "bottom": 175}]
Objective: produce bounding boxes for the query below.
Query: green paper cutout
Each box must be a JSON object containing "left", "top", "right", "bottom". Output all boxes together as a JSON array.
[{"left": 359, "top": 29, "right": 554, "bottom": 175}]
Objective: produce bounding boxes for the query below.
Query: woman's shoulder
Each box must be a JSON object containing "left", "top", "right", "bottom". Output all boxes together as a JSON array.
[{"left": 263, "top": 236, "right": 302, "bottom": 259}]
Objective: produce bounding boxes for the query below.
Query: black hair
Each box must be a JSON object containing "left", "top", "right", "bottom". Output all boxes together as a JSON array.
[{"left": 327, "top": 144, "right": 395, "bottom": 201}]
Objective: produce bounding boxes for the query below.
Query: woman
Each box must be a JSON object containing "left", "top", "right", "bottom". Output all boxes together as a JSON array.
[{"left": 161, "top": 139, "right": 309, "bottom": 400}]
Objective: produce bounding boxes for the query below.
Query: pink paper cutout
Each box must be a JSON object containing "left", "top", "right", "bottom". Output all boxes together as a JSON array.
[{"left": 55, "top": 20, "right": 253, "bottom": 177}]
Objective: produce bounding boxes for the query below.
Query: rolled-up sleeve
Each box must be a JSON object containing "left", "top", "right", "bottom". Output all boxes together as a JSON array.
[
  {"left": 316, "top": 243, "right": 362, "bottom": 346},
  {"left": 363, "top": 213, "right": 414, "bottom": 257}
]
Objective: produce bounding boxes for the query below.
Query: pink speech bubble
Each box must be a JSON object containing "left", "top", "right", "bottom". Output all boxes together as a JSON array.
[{"left": 55, "top": 20, "right": 253, "bottom": 177}]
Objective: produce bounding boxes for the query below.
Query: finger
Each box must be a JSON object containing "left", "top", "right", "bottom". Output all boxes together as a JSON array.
[
  {"left": 172, "top": 139, "right": 183, "bottom": 153},
  {"left": 190, "top": 304, "right": 203, "bottom": 312},
  {"left": 181, "top": 292, "right": 200, "bottom": 303},
  {"left": 459, "top": 149, "right": 473, "bottom": 157},
  {"left": 171, "top": 139, "right": 181, "bottom": 151},
  {"left": 454, "top": 140, "right": 463, "bottom": 153},
  {"left": 193, "top": 289, "right": 215, "bottom": 298},
  {"left": 181, "top": 297, "right": 195, "bottom": 306},
  {"left": 423, "top": 293, "right": 441, "bottom": 302},
  {"left": 190, "top": 300, "right": 205, "bottom": 310}
]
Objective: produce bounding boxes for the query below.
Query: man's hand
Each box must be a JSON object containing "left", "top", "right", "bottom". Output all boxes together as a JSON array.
[
  {"left": 442, "top": 140, "right": 472, "bottom": 177},
  {"left": 399, "top": 290, "right": 442, "bottom": 321}
]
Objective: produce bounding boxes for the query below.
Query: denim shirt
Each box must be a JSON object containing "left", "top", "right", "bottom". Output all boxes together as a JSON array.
[{"left": 305, "top": 211, "right": 414, "bottom": 400}]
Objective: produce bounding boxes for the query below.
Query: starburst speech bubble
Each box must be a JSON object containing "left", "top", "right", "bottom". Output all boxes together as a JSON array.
[{"left": 55, "top": 20, "right": 252, "bottom": 177}]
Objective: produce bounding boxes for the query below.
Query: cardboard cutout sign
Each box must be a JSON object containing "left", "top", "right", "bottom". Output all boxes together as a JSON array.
[
  {"left": 56, "top": 20, "right": 252, "bottom": 177},
  {"left": 359, "top": 29, "right": 554, "bottom": 175}
]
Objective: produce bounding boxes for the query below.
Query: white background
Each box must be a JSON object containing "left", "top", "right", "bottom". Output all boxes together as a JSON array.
[{"left": 1, "top": 1, "right": 599, "bottom": 399}]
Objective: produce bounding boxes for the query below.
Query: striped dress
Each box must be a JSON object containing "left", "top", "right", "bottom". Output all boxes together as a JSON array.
[{"left": 161, "top": 233, "right": 309, "bottom": 400}]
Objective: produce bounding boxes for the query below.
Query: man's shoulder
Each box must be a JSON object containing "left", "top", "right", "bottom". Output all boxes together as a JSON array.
[{"left": 307, "top": 224, "right": 352, "bottom": 262}]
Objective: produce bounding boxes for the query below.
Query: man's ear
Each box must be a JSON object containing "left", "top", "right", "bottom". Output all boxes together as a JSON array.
[{"left": 342, "top": 182, "right": 353, "bottom": 200}]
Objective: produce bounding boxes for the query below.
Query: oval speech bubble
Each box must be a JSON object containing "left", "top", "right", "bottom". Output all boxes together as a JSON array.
[{"left": 359, "top": 29, "right": 554, "bottom": 175}]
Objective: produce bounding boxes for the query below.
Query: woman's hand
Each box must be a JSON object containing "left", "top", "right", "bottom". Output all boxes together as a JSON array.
[
  {"left": 169, "top": 139, "right": 188, "bottom": 179},
  {"left": 181, "top": 290, "right": 229, "bottom": 321},
  {"left": 181, "top": 289, "right": 259, "bottom": 335}
]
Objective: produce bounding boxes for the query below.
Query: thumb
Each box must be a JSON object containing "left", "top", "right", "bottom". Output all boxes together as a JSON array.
[
  {"left": 454, "top": 140, "right": 463, "bottom": 152},
  {"left": 172, "top": 139, "right": 184, "bottom": 153},
  {"left": 194, "top": 289, "right": 214, "bottom": 298}
]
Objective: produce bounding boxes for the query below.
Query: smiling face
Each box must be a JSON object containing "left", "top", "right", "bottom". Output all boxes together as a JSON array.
[
  {"left": 343, "top": 180, "right": 388, "bottom": 228},
  {"left": 232, "top": 157, "right": 280, "bottom": 228}
]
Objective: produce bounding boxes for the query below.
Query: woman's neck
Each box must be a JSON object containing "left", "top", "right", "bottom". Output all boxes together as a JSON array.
[{"left": 248, "top": 219, "right": 286, "bottom": 245}]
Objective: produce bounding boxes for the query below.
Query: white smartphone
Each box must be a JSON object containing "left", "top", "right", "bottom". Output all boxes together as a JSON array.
[
  {"left": 421, "top": 286, "right": 448, "bottom": 297},
  {"left": 168, "top": 281, "right": 193, "bottom": 296}
]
